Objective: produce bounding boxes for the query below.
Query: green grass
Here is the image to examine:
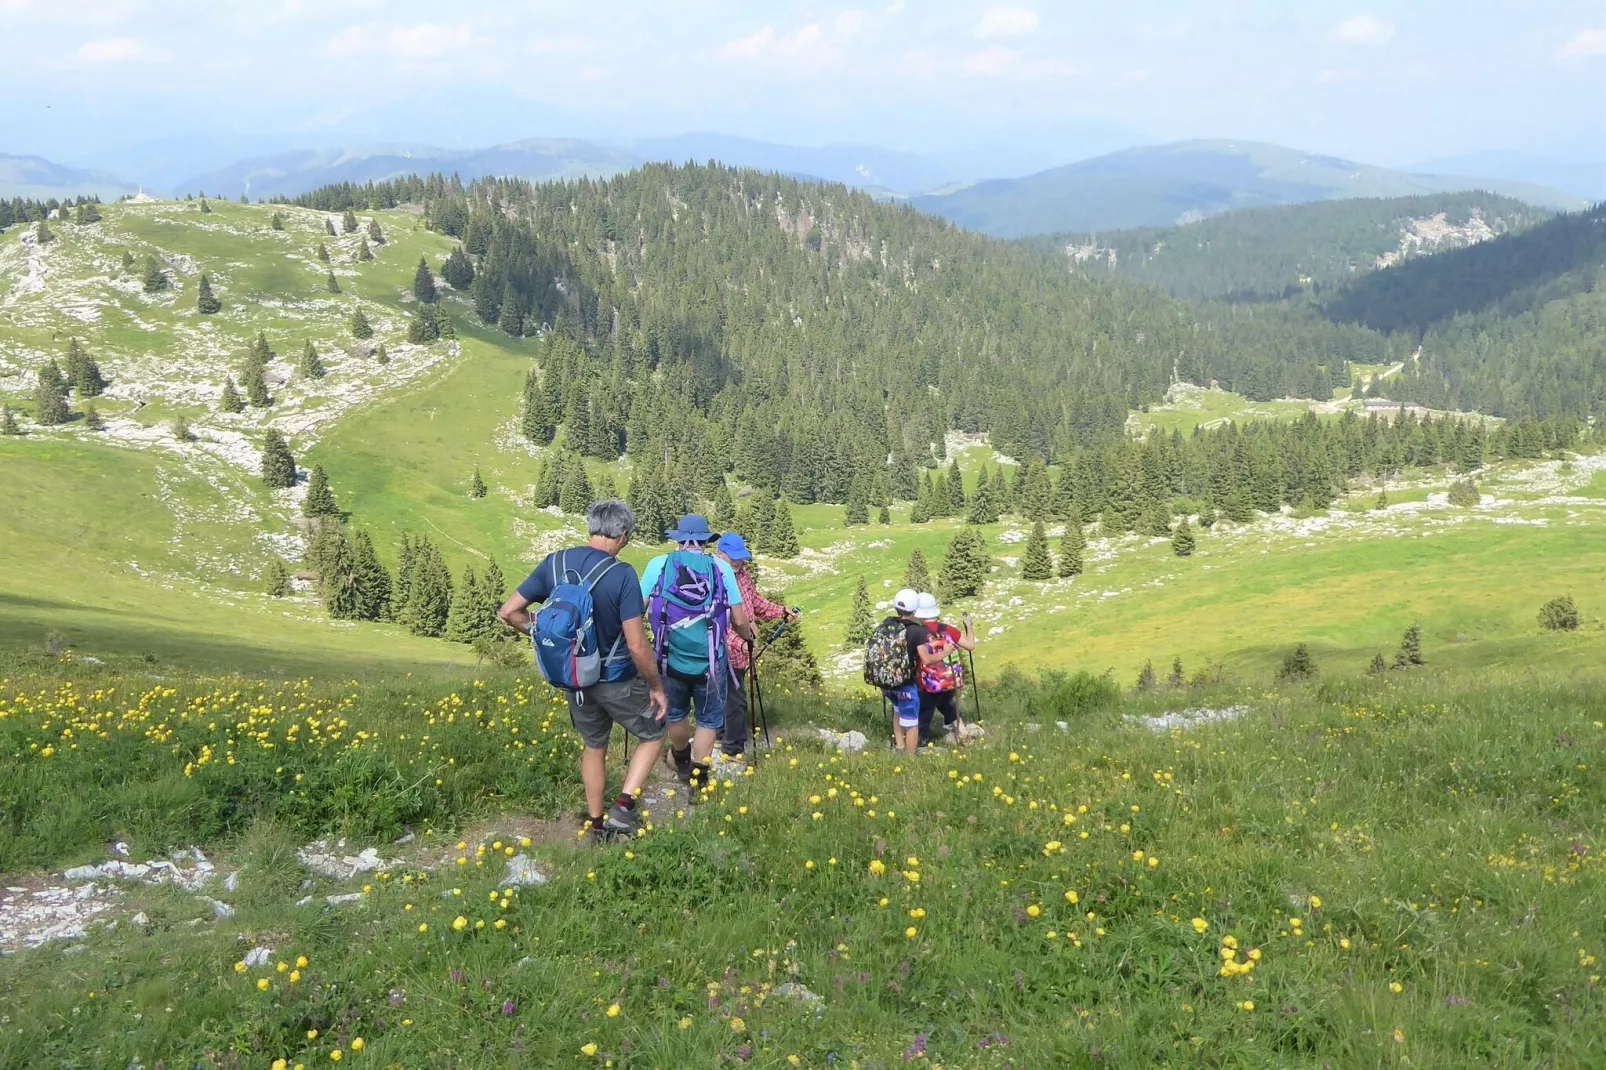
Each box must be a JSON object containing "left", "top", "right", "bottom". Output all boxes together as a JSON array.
[{"left": 0, "top": 665, "right": 1601, "bottom": 1066}]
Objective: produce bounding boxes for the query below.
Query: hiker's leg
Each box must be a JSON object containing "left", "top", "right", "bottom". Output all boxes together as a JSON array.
[
  {"left": 689, "top": 677, "right": 724, "bottom": 763},
  {"left": 608, "top": 678, "right": 666, "bottom": 797},
  {"left": 917, "top": 690, "right": 937, "bottom": 746},
  {"left": 580, "top": 746, "right": 607, "bottom": 818},
  {"left": 723, "top": 667, "right": 749, "bottom": 757},
  {"left": 622, "top": 737, "right": 661, "bottom": 797},
  {"left": 665, "top": 676, "right": 694, "bottom": 750},
  {"left": 892, "top": 686, "right": 920, "bottom": 756},
  {"left": 568, "top": 690, "right": 615, "bottom": 821}
]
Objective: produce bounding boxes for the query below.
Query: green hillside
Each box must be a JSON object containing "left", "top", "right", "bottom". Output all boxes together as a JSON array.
[
  {"left": 1020, "top": 192, "right": 1549, "bottom": 302},
  {"left": 911, "top": 139, "right": 1583, "bottom": 239}
]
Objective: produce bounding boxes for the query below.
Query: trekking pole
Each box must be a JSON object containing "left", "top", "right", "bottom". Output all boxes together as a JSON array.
[
  {"left": 962, "top": 612, "right": 983, "bottom": 724},
  {"left": 749, "top": 659, "right": 771, "bottom": 749}
]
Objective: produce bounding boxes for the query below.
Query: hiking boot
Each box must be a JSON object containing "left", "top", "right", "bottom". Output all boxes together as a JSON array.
[
  {"left": 580, "top": 818, "right": 608, "bottom": 846},
  {"left": 687, "top": 761, "right": 713, "bottom": 799},
  {"left": 603, "top": 802, "right": 641, "bottom": 838},
  {"left": 669, "top": 745, "right": 693, "bottom": 784}
]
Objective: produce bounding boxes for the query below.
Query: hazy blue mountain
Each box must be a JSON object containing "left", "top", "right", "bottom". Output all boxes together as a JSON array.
[
  {"left": 627, "top": 133, "right": 960, "bottom": 197},
  {"left": 180, "top": 139, "right": 642, "bottom": 200},
  {"left": 1407, "top": 149, "right": 1606, "bottom": 203},
  {"left": 0, "top": 154, "right": 138, "bottom": 200},
  {"left": 914, "top": 140, "right": 1587, "bottom": 239}
]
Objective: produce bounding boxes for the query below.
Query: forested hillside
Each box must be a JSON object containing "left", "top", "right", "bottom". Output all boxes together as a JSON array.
[{"left": 1022, "top": 193, "right": 1547, "bottom": 302}]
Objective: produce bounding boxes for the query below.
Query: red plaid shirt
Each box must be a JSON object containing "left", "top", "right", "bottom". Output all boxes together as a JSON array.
[{"left": 726, "top": 562, "right": 788, "bottom": 670}]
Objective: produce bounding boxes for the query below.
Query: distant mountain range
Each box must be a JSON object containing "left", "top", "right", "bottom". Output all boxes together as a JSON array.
[
  {"left": 911, "top": 140, "right": 1586, "bottom": 239},
  {"left": 0, "top": 154, "right": 138, "bottom": 201},
  {"left": 4, "top": 136, "right": 1588, "bottom": 240}
]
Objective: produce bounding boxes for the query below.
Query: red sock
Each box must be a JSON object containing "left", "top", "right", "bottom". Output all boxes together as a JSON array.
[{"left": 615, "top": 793, "right": 636, "bottom": 811}]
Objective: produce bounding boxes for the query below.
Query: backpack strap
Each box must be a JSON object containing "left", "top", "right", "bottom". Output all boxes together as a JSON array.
[{"left": 579, "top": 554, "right": 622, "bottom": 592}]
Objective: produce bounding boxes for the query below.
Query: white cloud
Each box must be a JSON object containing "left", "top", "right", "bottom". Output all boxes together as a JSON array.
[
  {"left": 327, "top": 22, "right": 475, "bottom": 59},
  {"left": 975, "top": 6, "right": 1038, "bottom": 39},
  {"left": 960, "top": 44, "right": 1075, "bottom": 79},
  {"left": 720, "top": 25, "right": 775, "bottom": 61},
  {"left": 717, "top": 23, "right": 835, "bottom": 66},
  {"left": 1332, "top": 14, "right": 1394, "bottom": 46},
  {"left": 1557, "top": 27, "right": 1606, "bottom": 59},
  {"left": 70, "top": 37, "right": 165, "bottom": 64},
  {"left": 962, "top": 44, "right": 1016, "bottom": 75}
]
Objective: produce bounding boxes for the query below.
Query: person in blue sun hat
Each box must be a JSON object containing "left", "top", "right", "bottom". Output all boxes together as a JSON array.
[
  {"left": 640, "top": 515, "right": 755, "bottom": 794},
  {"left": 713, "top": 531, "right": 795, "bottom": 760}
]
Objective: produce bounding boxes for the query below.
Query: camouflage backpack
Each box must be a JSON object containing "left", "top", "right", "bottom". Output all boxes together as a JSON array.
[{"left": 863, "top": 616, "right": 914, "bottom": 689}]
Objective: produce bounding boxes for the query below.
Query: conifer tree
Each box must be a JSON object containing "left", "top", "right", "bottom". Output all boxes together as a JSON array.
[
  {"left": 33, "top": 361, "right": 69, "bottom": 425},
  {"left": 243, "top": 363, "right": 270, "bottom": 407},
  {"left": 342, "top": 208, "right": 359, "bottom": 233},
  {"left": 1059, "top": 513, "right": 1085, "bottom": 578},
  {"left": 442, "top": 247, "right": 475, "bottom": 290},
  {"left": 220, "top": 376, "right": 244, "bottom": 414},
  {"left": 0, "top": 405, "right": 20, "bottom": 436},
  {"left": 408, "top": 303, "right": 441, "bottom": 343},
  {"left": 845, "top": 576, "right": 876, "bottom": 646},
  {"left": 367, "top": 218, "right": 384, "bottom": 244},
  {"left": 264, "top": 557, "right": 291, "bottom": 597},
  {"left": 195, "top": 272, "right": 221, "bottom": 314},
  {"left": 316, "top": 242, "right": 330, "bottom": 262},
  {"left": 1368, "top": 652, "right": 1387, "bottom": 675},
  {"left": 251, "top": 330, "right": 273, "bottom": 366},
  {"left": 141, "top": 254, "right": 168, "bottom": 293},
  {"left": 966, "top": 480, "right": 997, "bottom": 525},
  {"left": 403, "top": 539, "right": 452, "bottom": 637},
  {"left": 879, "top": 504, "right": 892, "bottom": 525},
  {"left": 75, "top": 201, "right": 102, "bottom": 224},
  {"left": 1171, "top": 516, "right": 1195, "bottom": 557},
  {"left": 349, "top": 529, "right": 391, "bottom": 620},
  {"left": 904, "top": 547, "right": 932, "bottom": 592},
  {"left": 444, "top": 564, "right": 483, "bottom": 643},
  {"left": 412, "top": 256, "right": 438, "bottom": 304},
  {"left": 1143, "top": 498, "right": 1173, "bottom": 538},
  {"left": 520, "top": 368, "right": 554, "bottom": 444},
  {"left": 325, "top": 270, "right": 340, "bottom": 294},
  {"left": 946, "top": 461, "right": 967, "bottom": 514},
  {"left": 768, "top": 498, "right": 801, "bottom": 558},
  {"left": 1168, "top": 657, "right": 1185, "bottom": 689},
  {"left": 324, "top": 217, "right": 337, "bottom": 236},
  {"left": 198, "top": 197, "right": 210, "bottom": 214},
  {"left": 320, "top": 528, "right": 363, "bottom": 621},
  {"left": 1448, "top": 478, "right": 1479, "bottom": 508},
  {"left": 83, "top": 402, "right": 104, "bottom": 430},
  {"left": 1395, "top": 624, "right": 1424, "bottom": 668},
  {"left": 389, "top": 535, "right": 415, "bottom": 621},
  {"left": 469, "top": 467, "right": 487, "bottom": 499},
  {"left": 1278, "top": 643, "right": 1317, "bottom": 681},
  {"left": 120, "top": 249, "right": 134, "bottom": 270},
  {"left": 36, "top": 220, "right": 54, "bottom": 244},
  {"left": 1374, "top": 487, "right": 1388, "bottom": 510},
  {"left": 270, "top": 212, "right": 284, "bottom": 231},
  {"left": 302, "top": 464, "right": 339, "bottom": 517},
  {"left": 1020, "top": 520, "right": 1054, "bottom": 579},
  {"left": 844, "top": 479, "right": 870, "bottom": 526},
  {"left": 351, "top": 306, "right": 373, "bottom": 339},
  {"left": 371, "top": 342, "right": 388, "bottom": 365},
  {"left": 260, "top": 429, "right": 296, "bottom": 488},
  {"left": 357, "top": 236, "right": 374, "bottom": 262},
  {"left": 65, "top": 339, "right": 106, "bottom": 397},
  {"left": 171, "top": 415, "right": 197, "bottom": 442},
  {"left": 478, "top": 561, "right": 507, "bottom": 642},
  {"left": 1136, "top": 660, "right": 1156, "bottom": 691},
  {"left": 299, "top": 340, "right": 326, "bottom": 379},
  {"left": 711, "top": 480, "right": 736, "bottom": 527},
  {"left": 497, "top": 287, "right": 524, "bottom": 337},
  {"left": 938, "top": 527, "right": 987, "bottom": 601},
  {"left": 558, "top": 458, "right": 593, "bottom": 515},
  {"left": 750, "top": 496, "right": 778, "bottom": 552}
]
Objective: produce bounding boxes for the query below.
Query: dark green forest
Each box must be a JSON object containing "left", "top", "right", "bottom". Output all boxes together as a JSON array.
[{"left": 1020, "top": 192, "right": 1548, "bottom": 303}]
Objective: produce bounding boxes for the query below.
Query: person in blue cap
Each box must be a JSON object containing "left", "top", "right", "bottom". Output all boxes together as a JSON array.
[
  {"left": 713, "top": 531, "right": 796, "bottom": 760},
  {"left": 640, "top": 514, "right": 754, "bottom": 793}
]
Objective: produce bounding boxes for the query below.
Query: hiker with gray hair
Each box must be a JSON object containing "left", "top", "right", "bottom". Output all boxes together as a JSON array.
[{"left": 498, "top": 499, "right": 669, "bottom": 843}]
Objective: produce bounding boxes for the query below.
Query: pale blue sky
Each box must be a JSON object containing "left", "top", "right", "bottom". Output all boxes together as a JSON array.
[{"left": 1, "top": 1, "right": 1601, "bottom": 179}]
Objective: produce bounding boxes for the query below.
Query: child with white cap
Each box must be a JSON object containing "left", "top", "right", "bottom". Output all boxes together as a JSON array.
[
  {"left": 863, "top": 588, "right": 929, "bottom": 754},
  {"left": 913, "top": 591, "right": 976, "bottom": 746}
]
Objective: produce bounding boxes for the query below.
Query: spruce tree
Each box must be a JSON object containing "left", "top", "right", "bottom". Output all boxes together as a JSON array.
[
  {"left": 33, "top": 361, "right": 70, "bottom": 425},
  {"left": 1395, "top": 624, "right": 1424, "bottom": 667},
  {"left": 65, "top": 339, "right": 106, "bottom": 397},
  {"left": 0, "top": 404, "right": 19, "bottom": 436},
  {"left": 938, "top": 527, "right": 987, "bottom": 601},
  {"left": 520, "top": 368, "right": 554, "bottom": 444},
  {"left": 171, "top": 415, "right": 196, "bottom": 442},
  {"left": 195, "top": 272, "right": 221, "bottom": 314},
  {"left": 1143, "top": 498, "right": 1173, "bottom": 538},
  {"left": 768, "top": 498, "right": 801, "bottom": 558},
  {"left": 316, "top": 242, "right": 330, "bottom": 262},
  {"left": 442, "top": 247, "right": 475, "bottom": 290},
  {"left": 243, "top": 364, "right": 270, "bottom": 407},
  {"left": 374, "top": 342, "right": 389, "bottom": 365},
  {"left": 141, "top": 254, "right": 168, "bottom": 293},
  {"left": 844, "top": 479, "right": 869, "bottom": 526},
  {"left": 879, "top": 504, "right": 892, "bottom": 525},
  {"left": 412, "top": 256, "right": 438, "bottom": 303},
  {"left": 444, "top": 564, "right": 482, "bottom": 643},
  {"left": 264, "top": 557, "right": 291, "bottom": 597},
  {"left": 357, "top": 236, "right": 374, "bottom": 262},
  {"left": 219, "top": 376, "right": 244, "bottom": 413},
  {"left": 1168, "top": 657, "right": 1185, "bottom": 689},
  {"left": 1136, "top": 660, "right": 1156, "bottom": 691},
  {"left": 966, "top": 480, "right": 998, "bottom": 524},
  {"left": 389, "top": 535, "right": 415, "bottom": 622},
  {"left": 497, "top": 287, "right": 524, "bottom": 337},
  {"left": 367, "top": 218, "right": 384, "bottom": 244},
  {"left": 302, "top": 464, "right": 339, "bottom": 517},
  {"left": 325, "top": 269, "right": 340, "bottom": 294},
  {"left": 198, "top": 197, "right": 210, "bottom": 214},
  {"left": 75, "top": 201, "right": 102, "bottom": 224},
  {"left": 1058, "top": 514, "right": 1085, "bottom": 578},
  {"left": 558, "top": 458, "right": 593, "bottom": 515},
  {"left": 403, "top": 539, "right": 452, "bottom": 637},
  {"left": 270, "top": 211, "right": 284, "bottom": 231},
  {"left": 408, "top": 303, "right": 441, "bottom": 343},
  {"left": 342, "top": 208, "right": 359, "bottom": 234},
  {"left": 478, "top": 561, "right": 507, "bottom": 642},
  {"left": 349, "top": 529, "right": 391, "bottom": 620},
  {"left": 325, "top": 217, "right": 337, "bottom": 236},
  {"left": 1171, "top": 516, "right": 1195, "bottom": 557},
  {"left": 298, "top": 340, "right": 326, "bottom": 379},
  {"left": 351, "top": 307, "right": 373, "bottom": 339},
  {"left": 260, "top": 429, "right": 296, "bottom": 488},
  {"left": 844, "top": 576, "right": 876, "bottom": 647},
  {"left": 469, "top": 467, "right": 487, "bottom": 499},
  {"left": 904, "top": 547, "right": 932, "bottom": 592},
  {"left": 1278, "top": 643, "right": 1318, "bottom": 681},
  {"left": 711, "top": 480, "right": 736, "bottom": 527},
  {"left": 946, "top": 461, "right": 967, "bottom": 514},
  {"left": 1448, "top": 478, "right": 1479, "bottom": 508},
  {"left": 83, "top": 402, "right": 104, "bottom": 430},
  {"left": 251, "top": 330, "right": 273, "bottom": 365},
  {"left": 320, "top": 528, "right": 363, "bottom": 621},
  {"left": 1368, "top": 652, "right": 1387, "bottom": 675},
  {"left": 36, "top": 220, "right": 54, "bottom": 244},
  {"left": 120, "top": 249, "right": 134, "bottom": 270},
  {"left": 1020, "top": 520, "right": 1054, "bottom": 580},
  {"left": 750, "top": 496, "right": 778, "bottom": 552}
]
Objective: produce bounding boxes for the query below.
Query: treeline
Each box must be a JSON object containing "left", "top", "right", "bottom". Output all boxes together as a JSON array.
[
  {"left": 0, "top": 194, "right": 105, "bottom": 233},
  {"left": 1023, "top": 192, "right": 1548, "bottom": 303}
]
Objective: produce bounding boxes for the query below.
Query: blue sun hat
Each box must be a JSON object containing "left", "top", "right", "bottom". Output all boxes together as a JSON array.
[
  {"left": 665, "top": 514, "right": 715, "bottom": 543},
  {"left": 716, "top": 532, "right": 752, "bottom": 561}
]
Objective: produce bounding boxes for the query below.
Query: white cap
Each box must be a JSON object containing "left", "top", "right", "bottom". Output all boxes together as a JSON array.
[
  {"left": 893, "top": 588, "right": 920, "bottom": 613},
  {"left": 914, "top": 592, "right": 939, "bottom": 620}
]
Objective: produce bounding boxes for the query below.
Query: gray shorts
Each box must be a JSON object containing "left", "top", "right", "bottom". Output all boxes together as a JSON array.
[{"left": 567, "top": 676, "right": 666, "bottom": 749}]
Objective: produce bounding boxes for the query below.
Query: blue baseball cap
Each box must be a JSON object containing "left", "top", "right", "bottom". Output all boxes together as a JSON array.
[{"left": 716, "top": 532, "right": 752, "bottom": 560}]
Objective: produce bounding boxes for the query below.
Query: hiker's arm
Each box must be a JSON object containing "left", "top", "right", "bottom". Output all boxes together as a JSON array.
[
  {"left": 955, "top": 633, "right": 977, "bottom": 652},
  {"left": 620, "top": 616, "right": 669, "bottom": 719},
  {"left": 498, "top": 592, "right": 534, "bottom": 634},
  {"left": 747, "top": 586, "right": 789, "bottom": 622},
  {"left": 917, "top": 641, "right": 948, "bottom": 666},
  {"left": 731, "top": 603, "right": 756, "bottom": 644}
]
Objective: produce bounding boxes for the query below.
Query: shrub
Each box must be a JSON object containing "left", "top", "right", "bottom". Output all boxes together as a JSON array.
[
  {"left": 1278, "top": 643, "right": 1318, "bottom": 681},
  {"left": 1539, "top": 596, "right": 1579, "bottom": 632},
  {"left": 1027, "top": 670, "right": 1120, "bottom": 722},
  {"left": 1447, "top": 478, "right": 1479, "bottom": 508}
]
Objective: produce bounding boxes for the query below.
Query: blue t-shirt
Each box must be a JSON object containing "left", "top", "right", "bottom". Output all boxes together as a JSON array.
[{"left": 517, "top": 547, "right": 644, "bottom": 679}]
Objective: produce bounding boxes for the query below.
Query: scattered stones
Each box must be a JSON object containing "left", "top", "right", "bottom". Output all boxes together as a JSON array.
[
  {"left": 816, "top": 728, "right": 868, "bottom": 753},
  {"left": 501, "top": 855, "right": 547, "bottom": 887},
  {"left": 0, "top": 882, "right": 118, "bottom": 952},
  {"left": 61, "top": 846, "right": 216, "bottom": 891},
  {"left": 325, "top": 893, "right": 364, "bottom": 905},
  {"left": 1128, "top": 706, "right": 1249, "bottom": 732},
  {"left": 200, "top": 897, "right": 234, "bottom": 919},
  {"left": 296, "top": 839, "right": 396, "bottom": 880},
  {"left": 775, "top": 982, "right": 823, "bottom": 1005},
  {"left": 130, "top": 912, "right": 150, "bottom": 930},
  {"left": 243, "top": 946, "right": 273, "bottom": 967}
]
